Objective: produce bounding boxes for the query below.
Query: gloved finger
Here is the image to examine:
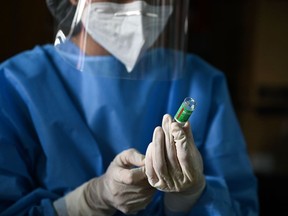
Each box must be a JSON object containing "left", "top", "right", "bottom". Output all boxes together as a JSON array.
[
  {"left": 181, "top": 121, "right": 203, "bottom": 171},
  {"left": 116, "top": 148, "right": 145, "bottom": 168},
  {"left": 182, "top": 121, "right": 195, "bottom": 141},
  {"left": 171, "top": 122, "right": 195, "bottom": 180},
  {"left": 145, "top": 143, "right": 159, "bottom": 185},
  {"left": 162, "top": 114, "right": 182, "bottom": 175},
  {"left": 152, "top": 126, "right": 169, "bottom": 184},
  {"left": 117, "top": 166, "right": 147, "bottom": 185},
  {"left": 183, "top": 122, "right": 203, "bottom": 172},
  {"left": 113, "top": 149, "right": 147, "bottom": 184}
]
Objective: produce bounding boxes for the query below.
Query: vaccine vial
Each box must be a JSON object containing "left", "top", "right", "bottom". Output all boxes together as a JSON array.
[{"left": 174, "top": 97, "right": 196, "bottom": 126}]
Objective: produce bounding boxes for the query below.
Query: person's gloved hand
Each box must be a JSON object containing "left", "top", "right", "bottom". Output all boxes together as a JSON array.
[
  {"left": 55, "top": 149, "right": 156, "bottom": 216},
  {"left": 145, "top": 114, "right": 206, "bottom": 212}
]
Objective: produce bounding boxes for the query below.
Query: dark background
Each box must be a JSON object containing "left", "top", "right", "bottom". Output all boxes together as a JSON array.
[{"left": 1, "top": 0, "right": 288, "bottom": 215}]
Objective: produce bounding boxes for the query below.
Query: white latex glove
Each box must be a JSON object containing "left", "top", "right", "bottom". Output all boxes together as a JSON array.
[
  {"left": 145, "top": 114, "right": 206, "bottom": 212},
  {"left": 55, "top": 149, "right": 156, "bottom": 216}
]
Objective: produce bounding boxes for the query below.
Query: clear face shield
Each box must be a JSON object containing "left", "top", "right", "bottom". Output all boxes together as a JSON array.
[{"left": 49, "top": 0, "right": 190, "bottom": 80}]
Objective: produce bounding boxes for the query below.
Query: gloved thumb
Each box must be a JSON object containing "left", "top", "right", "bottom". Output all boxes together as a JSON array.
[
  {"left": 116, "top": 148, "right": 145, "bottom": 168},
  {"left": 171, "top": 120, "right": 194, "bottom": 143},
  {"left": 112, "top": 149, "right": 147, "bottom": 184}
]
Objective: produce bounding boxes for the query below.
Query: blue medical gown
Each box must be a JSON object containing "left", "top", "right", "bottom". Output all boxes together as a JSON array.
[{"left": 0, "top": 44, "right": 259, "bottom": 215}]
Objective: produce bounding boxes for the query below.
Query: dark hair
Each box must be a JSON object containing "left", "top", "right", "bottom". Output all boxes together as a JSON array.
[{"left": 46, "top": 0, "right": 77, "bottom": 35}]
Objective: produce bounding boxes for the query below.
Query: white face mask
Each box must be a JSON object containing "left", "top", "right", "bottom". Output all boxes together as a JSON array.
[{"left": 82, "top": 1, "right": 173, "bottom": 72}]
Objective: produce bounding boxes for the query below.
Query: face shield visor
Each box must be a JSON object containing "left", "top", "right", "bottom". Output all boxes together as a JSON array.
[{"left": 48, "top": 0, "right": 190, "bottom": 80}]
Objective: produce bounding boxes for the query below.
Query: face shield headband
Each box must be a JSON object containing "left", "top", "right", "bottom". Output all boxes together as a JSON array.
[{"left": 53, "top": 0, "right": 190, "bottom": 80}]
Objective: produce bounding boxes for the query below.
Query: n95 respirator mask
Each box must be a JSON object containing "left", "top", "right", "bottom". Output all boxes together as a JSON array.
[{"left": 82, "top": 1, "right": 173, "bottom": 72}]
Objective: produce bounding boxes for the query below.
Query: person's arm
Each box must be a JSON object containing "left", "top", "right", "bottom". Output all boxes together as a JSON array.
[
  {"left": 145, "top": 114, "right": 206, "bottom": 215},
  {"left": 0, "top": 72, "right": 59, "bottom": 215},
  {"left": 145, "top": 74, "right": 259, "bottom": 215},
  {"left": 0, "top": 108, "right": 155, "bottom": 216},
  {"left": 53, "top": 149, "right": 156, "bottom": 216}
]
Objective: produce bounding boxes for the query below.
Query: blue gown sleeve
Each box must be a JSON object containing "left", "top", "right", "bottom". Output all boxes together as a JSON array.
[
  {"left": 0, "top": 70, "right": 58, "bottom": 215},
  {"left": 188, "top": 74, "right": 259, "bottom": 215}
]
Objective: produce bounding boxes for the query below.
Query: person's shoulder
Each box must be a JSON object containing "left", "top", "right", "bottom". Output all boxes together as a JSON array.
[
  {"left": 0, "top": 44, "right": 53, "bottom": 68},
  {"left": 0, "top": 44, "right": 56, "bottom": 78},
  {"left": 1, "top": 44, "right": 55, "bottom": 65},
  {"left": 186, "top": 53, "right": 225, "bottom": 79}
]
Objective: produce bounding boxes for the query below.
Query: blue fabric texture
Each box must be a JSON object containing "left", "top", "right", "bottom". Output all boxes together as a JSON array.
[{"left": 0, "top": 43, "right": 259, "bottom": 215}]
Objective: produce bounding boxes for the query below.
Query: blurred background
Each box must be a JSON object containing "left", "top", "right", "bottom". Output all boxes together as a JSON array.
[{"left": 1, "top": 0, "right": 287, "bottom": 215}]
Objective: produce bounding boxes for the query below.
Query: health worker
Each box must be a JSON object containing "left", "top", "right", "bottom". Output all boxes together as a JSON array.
[{"left": 0, "top": 0, "right": 259, "bottom": 215}]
